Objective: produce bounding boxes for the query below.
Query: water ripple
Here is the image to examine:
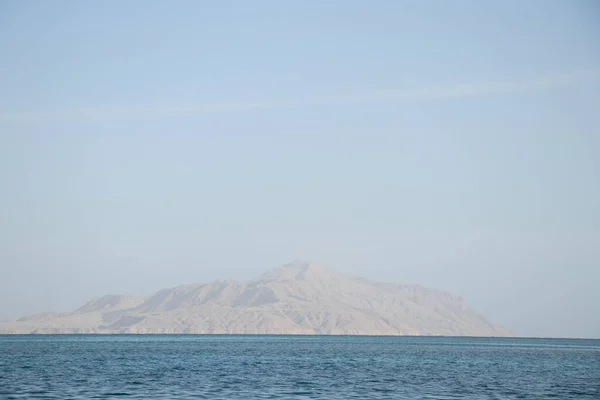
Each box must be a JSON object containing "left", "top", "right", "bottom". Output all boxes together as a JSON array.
[{"left": 1, "top": 335, "right": 599, "bottom": 399}]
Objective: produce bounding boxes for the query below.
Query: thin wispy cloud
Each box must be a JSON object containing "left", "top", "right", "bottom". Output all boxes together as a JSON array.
[
  {"left": 1, "top": 69, "right": 599, "bottom": 123},
  {"left": 308, "top": 68, "right": 600, "bottom": 107}
]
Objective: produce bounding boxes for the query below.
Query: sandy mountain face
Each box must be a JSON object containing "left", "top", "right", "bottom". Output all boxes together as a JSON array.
[{"left": 0, "top": 261, "right": 510, "bottom": 336}]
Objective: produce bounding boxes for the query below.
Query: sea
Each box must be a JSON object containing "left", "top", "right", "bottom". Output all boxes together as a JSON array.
[{"left": 0, "top": 335, "right": 598, "bottom": 399}]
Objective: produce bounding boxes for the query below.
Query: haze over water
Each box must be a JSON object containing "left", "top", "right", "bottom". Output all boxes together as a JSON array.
[{"left": 1, "top": 1, "right": 599, "bottom": 339}]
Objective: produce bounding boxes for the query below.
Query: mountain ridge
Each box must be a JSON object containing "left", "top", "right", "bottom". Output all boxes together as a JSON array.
[{"left": 0, "top": 261, "right": 511, "bottom": 336}]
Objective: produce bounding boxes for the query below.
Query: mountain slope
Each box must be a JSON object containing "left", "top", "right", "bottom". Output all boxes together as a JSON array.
[{"left": 0, "top": 261, "right": 510, "bottom": 336}]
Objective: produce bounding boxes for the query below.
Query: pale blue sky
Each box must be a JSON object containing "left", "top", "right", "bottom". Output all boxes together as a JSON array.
[{"left": 1, "top": 1, "right": 599, "bottom": 338}]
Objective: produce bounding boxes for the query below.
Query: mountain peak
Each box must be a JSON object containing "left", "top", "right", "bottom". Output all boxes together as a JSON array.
[
  {"left": 0, "top": 262, "right": 511, "bottom": 336},
  {"left": 75, "top": 295, "right": 145, "bottom": 314},
  {"left": 283, "top": 260, "right": 313, "bottom": 269},
  {"left": 259, "top": 260, "right": 336, "bottom": 282}
]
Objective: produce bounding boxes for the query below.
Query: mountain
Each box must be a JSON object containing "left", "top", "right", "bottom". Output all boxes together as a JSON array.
[{"left": 0, "top": 261, "right": 510, "bottom": 336}]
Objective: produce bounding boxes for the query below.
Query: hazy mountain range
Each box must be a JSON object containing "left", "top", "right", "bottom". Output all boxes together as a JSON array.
[{"left": 0, "top": 261, "right": 510, "bottom": 336}]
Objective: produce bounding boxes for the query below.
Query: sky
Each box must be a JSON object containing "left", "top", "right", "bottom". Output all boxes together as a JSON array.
[{"left": 0, "top": 0, "right": 599, "bottom": 338}]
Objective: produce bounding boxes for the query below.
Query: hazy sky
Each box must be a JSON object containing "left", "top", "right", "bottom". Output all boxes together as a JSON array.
[{"left": 1, "top": 1, "right": 599, "bottom": 338}]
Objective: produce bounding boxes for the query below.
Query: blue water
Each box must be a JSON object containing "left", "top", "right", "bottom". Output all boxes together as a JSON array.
[{"left": 1, "top": 336, "right": 598, "bottom": 399}]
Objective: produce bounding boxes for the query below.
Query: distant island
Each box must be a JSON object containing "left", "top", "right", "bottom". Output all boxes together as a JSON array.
[{"left": 0, "top": 261, "right": 510, "bottom": 336}]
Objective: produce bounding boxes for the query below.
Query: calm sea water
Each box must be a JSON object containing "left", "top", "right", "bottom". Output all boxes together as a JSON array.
[{"left": 0, "top": 335, "right": 598, "bottom": 399}]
